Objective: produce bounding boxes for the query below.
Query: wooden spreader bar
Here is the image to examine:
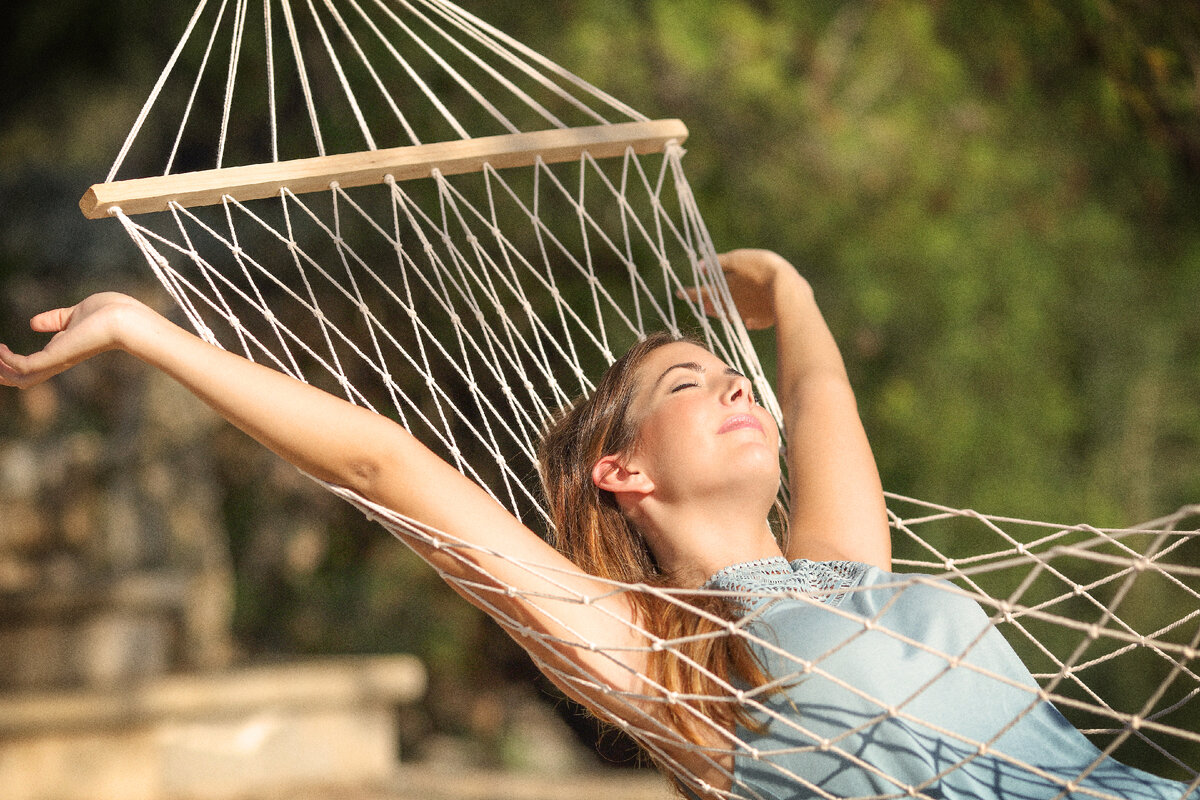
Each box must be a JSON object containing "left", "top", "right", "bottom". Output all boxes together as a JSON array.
[{"left": 80, "top": 119, "right": 689, "bottom": 219}]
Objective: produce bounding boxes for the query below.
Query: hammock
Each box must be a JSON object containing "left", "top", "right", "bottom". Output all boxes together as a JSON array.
[{"left": 81, "top": 1, "right": 1199, "bottom": 797}]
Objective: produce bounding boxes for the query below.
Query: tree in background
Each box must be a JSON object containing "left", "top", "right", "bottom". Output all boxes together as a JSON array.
[{"left": 1, "top": 0, "right": 1198, "bottom": 772}]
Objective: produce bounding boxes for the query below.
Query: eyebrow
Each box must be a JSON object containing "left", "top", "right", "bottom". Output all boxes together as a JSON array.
[
  {"left": 652, "top": 361, "right": 743, "bottom": 390},
  {"left": 653, "top": 361, "right": 703, "bottom": 389}
]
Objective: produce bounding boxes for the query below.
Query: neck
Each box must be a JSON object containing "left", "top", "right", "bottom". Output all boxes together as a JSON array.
[{"left": 638, "top": 502, "right": 784, "bottom": 589}]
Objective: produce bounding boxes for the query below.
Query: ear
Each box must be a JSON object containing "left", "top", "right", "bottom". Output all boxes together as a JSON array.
[{"left": 591, "top": 454, "right": 654, "bottom": 497}]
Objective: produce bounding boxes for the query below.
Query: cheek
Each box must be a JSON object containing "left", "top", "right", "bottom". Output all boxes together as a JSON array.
[
  {"left": 767, "top": 418, "right": 782, "bottom": 451},
  {"left": 633, "top": 414, "right": 678, "bottom": 465},
  {"left": 632, "top": 404, "right": 696, "bottom": 460}
]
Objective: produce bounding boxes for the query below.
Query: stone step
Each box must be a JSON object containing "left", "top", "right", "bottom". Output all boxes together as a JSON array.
[
  {"left": 0, "top": 655, "right": 425, "bottom": 800},
  {"left": 288, "top": 764, "right": 675, "bottom": 800}
]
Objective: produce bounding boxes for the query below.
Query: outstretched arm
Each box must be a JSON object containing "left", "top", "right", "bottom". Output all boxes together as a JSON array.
[
  {"left": 0, "top": 293, "right": 651, "bottom": 687},
  {"left": 707, "top": 250, "right": 891, "bottom": 569},
  {"left": 2, "top": 293, "right": 458, "bottom": 511}
]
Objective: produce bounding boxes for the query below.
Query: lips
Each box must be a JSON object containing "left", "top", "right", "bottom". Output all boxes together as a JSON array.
[{"left": 718, "top": 413, "right": 763, "bottom": 435}]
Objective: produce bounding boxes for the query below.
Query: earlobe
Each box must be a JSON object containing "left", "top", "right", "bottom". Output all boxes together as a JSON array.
[{"left": 591, "top": 454, "right": 654, "bottom": 496}]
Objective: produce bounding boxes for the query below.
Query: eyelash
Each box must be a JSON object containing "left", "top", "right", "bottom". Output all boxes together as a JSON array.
[{"left": 670, "top": 382, "right": 698, "bottom": 393}]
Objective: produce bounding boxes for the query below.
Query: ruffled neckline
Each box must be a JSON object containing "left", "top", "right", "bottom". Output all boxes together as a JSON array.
[
  {"left": 702, "top": 556, "right": 871, "bottom": 615},
  {"left": 703, "top": 556, "right": 798, "bottom": 592}
]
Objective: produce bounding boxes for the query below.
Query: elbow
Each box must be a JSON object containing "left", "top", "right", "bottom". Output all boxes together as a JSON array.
[
  {"left": 302, "top": 454, "right": 384, "bottom": 500},
  {"left": 331, "top": 435, "right": 405, "bottom": 503},
  {"left": 342, "top": 455, "right": 386, "bottom": 500},
  {"left": 333, "top": 426, "right": 426, "bottom": 511}
]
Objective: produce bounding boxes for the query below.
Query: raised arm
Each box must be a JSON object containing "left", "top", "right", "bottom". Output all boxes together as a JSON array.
[
  {"left": 710, "top": 250, "right": 891, "bottom": 569},
  {"left": 0, "top": 293, "right": 651, "bottom": 689},
  {"left": 1, "top": 294, "right": 490, "bottom": 526}
]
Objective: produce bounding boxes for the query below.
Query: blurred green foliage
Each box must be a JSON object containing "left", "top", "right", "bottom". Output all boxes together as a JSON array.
[
  {"left": 2, "top": 0, "right": 1198, "bottom": 774},
  {"left": 546, "top": 0, "right": 1200, "bottom": 528}
]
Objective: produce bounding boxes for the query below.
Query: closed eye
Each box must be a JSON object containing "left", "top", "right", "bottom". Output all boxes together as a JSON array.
[{"left": 670, "top": 381, "right": 698, "bottom": 393}]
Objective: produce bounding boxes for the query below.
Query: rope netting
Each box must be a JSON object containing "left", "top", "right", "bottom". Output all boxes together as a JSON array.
[{"left": 87, "top": 1, "right": 1199, "bottom": 797}]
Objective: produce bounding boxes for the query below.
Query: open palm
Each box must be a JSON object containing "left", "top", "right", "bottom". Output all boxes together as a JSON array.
[{"left": 0, "top": 292, "right": 143, "bottom": 389}]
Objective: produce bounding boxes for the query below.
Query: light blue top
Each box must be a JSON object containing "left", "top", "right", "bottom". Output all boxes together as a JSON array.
[{"left": 701, "top": 557, "right": 1197, "bottom": 800}]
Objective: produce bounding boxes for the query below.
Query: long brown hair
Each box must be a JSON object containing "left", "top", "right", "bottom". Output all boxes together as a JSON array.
[{"left": 537, "top": 332, "right": 775, "bottom": 767}]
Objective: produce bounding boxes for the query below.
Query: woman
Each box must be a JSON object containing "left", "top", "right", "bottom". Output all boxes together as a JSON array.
[{"left": 1, "top": 250, "right": 1193, "bottom": 799}]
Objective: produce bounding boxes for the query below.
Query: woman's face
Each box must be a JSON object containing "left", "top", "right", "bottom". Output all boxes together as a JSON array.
[{"left": 621, "top": 341, "right": 780, "bottom": 502}]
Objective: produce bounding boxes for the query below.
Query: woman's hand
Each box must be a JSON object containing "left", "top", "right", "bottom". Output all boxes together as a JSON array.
[
  {"left": 0, "top": 292, "right": 148, "bottom": 389},
  {"left": 686, "top": 248, "right": 809, "bottom": 330}
]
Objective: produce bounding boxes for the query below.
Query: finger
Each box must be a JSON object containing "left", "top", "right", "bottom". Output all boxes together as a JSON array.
[
  {"left": 675, "top": 287, "right": 720, "bottom": 317},
  {"left": 1, "top": 361, "right": 65, "bottom": 390},
  {"left": 698, "top": 253, "right": 735, "bottom": 277},
  {"left": 675, "top": 286, "right": 704, "bottom": 306},
  {"left": 716, "top": 251, "right": 743, "bottom": 274},
  {"left": 0, "top": 340, "right": 74, "bottom": 388},
  {"left": 29, "top": 307, "right": 75, "bottom": 334},
  {"left": 0, "top": 342, "right": 27, "bottom": 370},
  {"left": 0, "top": 343, "right": 37, "bottom": 388}
]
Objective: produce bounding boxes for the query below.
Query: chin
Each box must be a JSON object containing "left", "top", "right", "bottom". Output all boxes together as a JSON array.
[
  {"left": 720, "top": 459, "right": 782, "bottom": 504},
  {"left": 737, "top": 449, "right": 782, "bottom": 485}
]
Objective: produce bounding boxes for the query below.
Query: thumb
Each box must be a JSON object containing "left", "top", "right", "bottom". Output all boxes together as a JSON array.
[{"left": 29, "top": 307, "right": 75, "bottom": 334}]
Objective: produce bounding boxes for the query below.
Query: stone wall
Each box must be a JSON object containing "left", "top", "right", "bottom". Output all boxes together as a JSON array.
[
  {"left": 0, "top": 315, "right": 434, "bottom": 800},
  {"left": 0, "top": 351, "right": 234, "bottom": 692}
]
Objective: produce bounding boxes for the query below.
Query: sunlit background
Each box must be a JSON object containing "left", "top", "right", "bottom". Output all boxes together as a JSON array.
[{"left": 1, "top": 1, "right": 1198, "bottom": 798}]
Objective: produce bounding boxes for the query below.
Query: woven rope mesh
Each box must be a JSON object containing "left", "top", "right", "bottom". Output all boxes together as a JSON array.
[{"left": 91, "top": 1, "right": 1199, "bottom": 796}]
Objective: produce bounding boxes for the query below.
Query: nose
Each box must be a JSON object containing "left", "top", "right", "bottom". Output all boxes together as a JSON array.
[{"left": 722, "top": 373, "right": 755, "bottom": 406}]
